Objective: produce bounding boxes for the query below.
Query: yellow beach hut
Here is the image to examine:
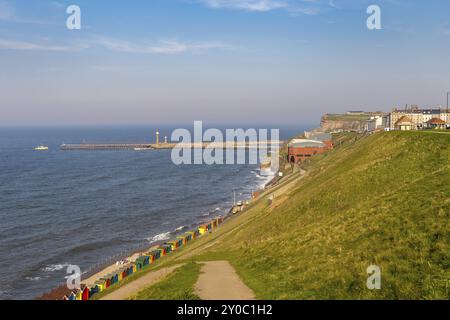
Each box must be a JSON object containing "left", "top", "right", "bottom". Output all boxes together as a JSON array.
[
  {"left": 95, "top": 280, "right": 105, "bottom": 293},
  {"left": 117, "top": 269, "right": 124, "bottom": 282},
  {"left": 75, "top": 289, "right": 82, "bottom": 301},
  {"left": 198, "top": 225, "right": 208, "bottom": 235}
]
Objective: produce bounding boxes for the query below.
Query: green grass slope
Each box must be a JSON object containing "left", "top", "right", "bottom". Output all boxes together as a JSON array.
[
  {"left": 131, "top": 262, "right": 201, "bottom": 300},
  {"left": 186, "top": 131, "right": 449, "bottom": 299}
]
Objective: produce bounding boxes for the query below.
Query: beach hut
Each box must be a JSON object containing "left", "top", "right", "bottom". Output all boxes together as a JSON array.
[
  {"left": 134, "top": 259, "right": 143, "bottom": 270},
  {"left": 145, "top": 252, "right": 157, "bottom": 263},
  {"left": 112, "top": 273, "right": 119, "bottom": 284},
  {"left": 166, "top": 241, "right": 179, "bottom": 251},
  {"left": 142, "top": 254, "right": 153, "bottom": 265},
  {"left": 81, "top": 286, "right": 90, "bottom": 301},
  {"left": 120, "top": 267, "right": 128, "bottom": 280},
  {"left": 118, "top": 270, "right": 123, "bottom": 282},
  {"left": 142, "top": 255, "right": 150, "bottom": 266},
  {"left": 62, "top": 295, "right": 69, "bottom": 300},
  {"left": 186, "top": 230, "right": 199, "bottom": 240},
  {"left": 68, "top": 291, "right": 77, "bottom": 301},
  {"left": 217, "top": 216, "right": 223, "bottom": 225},
  {"left": 75, "top": 289, "right": 82, "bottom": 300},
  {"left": 95, "top": 280, "right": 105, "bottom": 292},
  {"left": 100, "top": 276, "right": 110, "bottom": 289},
  {"left": 177, "top": 236, "right": 187, "bottom": 245},
  {"left": 206, "top": 222, "right": 212, "bottom": 231},
  {"left": 89, "top": 285, "right": 98, "bottom": 298},
  {"left": 157, "top": 247, "right": 167, "bottom": 256},
  {"left": 198, "top": 225, "right": 208, "bottom": 235},
  {"left": 150, "top": 250, "right": 161, "bottom": 260},
  {"left": 178, "top": 234, "right": 191, "bottom": 245},
  {"left": 154, "top": 250, "right": 162, "bottom": 259},
  {"left": 161, "top": 244, "right": 172, "bottom": 254}
]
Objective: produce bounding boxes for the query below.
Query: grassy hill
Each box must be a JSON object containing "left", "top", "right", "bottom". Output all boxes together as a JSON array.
[
  {"left": 160, "top": 131, "right": 449, "bottom": 300},
  {"left": 112, "top": 131, "right": 449, "bottom": 300}
]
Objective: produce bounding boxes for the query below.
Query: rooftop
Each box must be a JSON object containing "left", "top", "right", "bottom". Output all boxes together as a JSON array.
[
  {"left": 426, "top": 118, "right": 446, "bottom": 124},
  {"left": 308, "top": 132, "right": 332, "bottom": 142},
  {"left": 395, "top": 116, "right": 413, "bottom": 126},
  {"left": 288, "top": 139, "right": 326, "bottom": 148}
]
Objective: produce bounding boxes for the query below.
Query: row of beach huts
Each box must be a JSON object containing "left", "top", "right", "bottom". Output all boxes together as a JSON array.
[{"left": 44, "top": 216, "right": 224, "bottom": 300}]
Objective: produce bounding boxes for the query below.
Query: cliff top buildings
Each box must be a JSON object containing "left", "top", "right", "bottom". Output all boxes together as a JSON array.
[{"left": 389, "top": 106, "right": 450, "bottom": 130}]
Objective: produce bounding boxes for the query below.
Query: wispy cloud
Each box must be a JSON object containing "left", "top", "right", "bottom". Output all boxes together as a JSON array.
[
  {"left": 0, "top": 39, "right": 78, "bottom": 51},
  {"left": 0, "top": 0, "right": 53, "bottom": 24},
  {"left": 0, "top": 0, "right": 15, "bottom": 21},
  {"left": 200, "top": 0, "right": 289, "bottom": 12},
  {"left": 0, "top": 36, "right": 230, "bottom": 54},
  {"left": 95, "top": 38, "right": 229, "bottom": 54},
  {"left": 198, "top": 0, "right": 326, "bottom": 15}
]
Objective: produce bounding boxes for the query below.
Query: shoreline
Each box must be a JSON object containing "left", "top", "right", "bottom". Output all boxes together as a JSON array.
[{"left": 36, "top": 169, "right": 276, "bottom": 300}]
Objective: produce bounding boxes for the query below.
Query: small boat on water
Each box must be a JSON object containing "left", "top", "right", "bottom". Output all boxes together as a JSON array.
[{"left": 34, "top": 145, "right": 49, "bottom": 151}]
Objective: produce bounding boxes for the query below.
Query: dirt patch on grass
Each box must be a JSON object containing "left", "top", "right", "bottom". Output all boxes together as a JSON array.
[{"left": 194, "top": 261, "right": 255, "bottom": 300}]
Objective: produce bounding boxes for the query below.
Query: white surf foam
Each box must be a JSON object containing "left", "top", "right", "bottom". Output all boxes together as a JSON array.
[
  {"left": 41, "top": 263, "right": 71, "bottom": 273},
  {"left": 25, "top": 276, "right": 42, "bottom": 281},
  {"left": 146, "top": 232, "right": 171, "bottom": 243}
]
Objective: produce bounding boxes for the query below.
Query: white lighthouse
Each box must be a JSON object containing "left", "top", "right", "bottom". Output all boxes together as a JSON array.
[{"left": 156, "top": 130, "right": 160, "bottom": 145}]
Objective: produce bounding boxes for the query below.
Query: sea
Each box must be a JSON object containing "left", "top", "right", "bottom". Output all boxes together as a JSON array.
[{"left": 0, "top": 125, "right": 307, "bottom": 300}]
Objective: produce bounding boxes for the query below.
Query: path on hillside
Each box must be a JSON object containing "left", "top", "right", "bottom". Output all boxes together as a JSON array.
[
  {"left": 194, "top": 261, "right": 255, "bottom": 300},
  {"left": 100, "top": 265, "right": 182, "bottom": 300},
  {"left": 175, "top": 169, "right": 307, "bottom": 262}
]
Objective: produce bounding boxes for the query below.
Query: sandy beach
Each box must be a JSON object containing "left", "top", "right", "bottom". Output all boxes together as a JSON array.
[{"left": 82, "top": 245, "right": 160, "bottom": 287}]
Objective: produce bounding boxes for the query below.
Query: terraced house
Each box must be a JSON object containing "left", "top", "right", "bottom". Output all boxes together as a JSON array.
[{"left": 389, "top": 106, "right": 450, "bottom": 130}]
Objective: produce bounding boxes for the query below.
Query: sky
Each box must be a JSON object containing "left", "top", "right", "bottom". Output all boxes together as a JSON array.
[{"left": 1, "top": 0, "right": 450, "bottom": 126}]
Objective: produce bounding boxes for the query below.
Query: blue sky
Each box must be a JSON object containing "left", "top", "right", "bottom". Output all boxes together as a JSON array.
[{"left": 1, "top": 0, "right": 450, "bottom": 126}]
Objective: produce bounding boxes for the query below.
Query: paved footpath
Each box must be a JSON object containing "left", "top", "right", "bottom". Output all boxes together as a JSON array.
[
  {"left": 100, "top": 265, "right": 182, "bottom": 300},
  {"left": 194, "top": 261, "right": 255, "bottom": 300}
]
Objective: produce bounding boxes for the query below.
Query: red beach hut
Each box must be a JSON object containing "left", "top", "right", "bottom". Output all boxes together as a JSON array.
[{"left": 81, "top": 286, "right": 90, "bottom": 301}]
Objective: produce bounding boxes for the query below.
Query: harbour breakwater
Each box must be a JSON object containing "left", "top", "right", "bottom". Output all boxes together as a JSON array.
[
  {"left": 0, "top": 126, "right": 289, "bottom": 300},
  {"left": 60, "top": 141, "right": 284, "bottom": 151}
]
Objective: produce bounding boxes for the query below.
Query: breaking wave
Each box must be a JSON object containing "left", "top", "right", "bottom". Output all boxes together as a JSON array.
[
  {"left": 146, "top": 232, "right": 171, "bottom": 243},
  {"left": 41, "top": 264, "right": 72, "bottom": 273}
]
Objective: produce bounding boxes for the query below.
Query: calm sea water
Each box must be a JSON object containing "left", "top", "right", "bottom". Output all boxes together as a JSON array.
[{"left": 0, "top": 125, "right": 305, "bottom": 300}]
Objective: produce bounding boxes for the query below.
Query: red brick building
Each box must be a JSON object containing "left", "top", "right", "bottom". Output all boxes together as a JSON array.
[{"left": 288, "top": 138, "right": 332, "bottom": 164}]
